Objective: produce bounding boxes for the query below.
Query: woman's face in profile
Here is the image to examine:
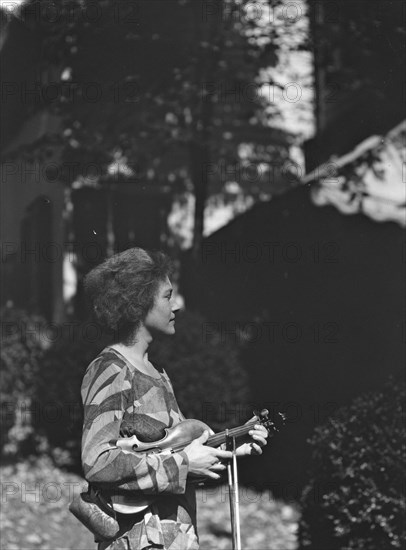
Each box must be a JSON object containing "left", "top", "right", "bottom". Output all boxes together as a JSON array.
[{"left": 143, "top": 276, "right": 179, "bottom": 336}]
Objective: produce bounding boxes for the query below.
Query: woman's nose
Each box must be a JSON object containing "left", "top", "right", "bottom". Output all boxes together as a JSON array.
[{"left": 171, "top": 298, "right": 181, "bottom": 313}]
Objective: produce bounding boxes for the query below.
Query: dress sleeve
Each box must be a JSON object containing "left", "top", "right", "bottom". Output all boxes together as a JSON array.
[{"left": 81, "top": 357, "right": 190, "bottom": 495}]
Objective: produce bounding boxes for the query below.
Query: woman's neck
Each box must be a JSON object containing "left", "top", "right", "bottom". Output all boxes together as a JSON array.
[
  {"left": 117, "top": 325, "right": 151, "bottom": 360},
  {"left": 111, "top": 332, "right": 160, "bottom": 378},
  {"left": 112, "top": 342, "right": 147, "bottom": 364}
]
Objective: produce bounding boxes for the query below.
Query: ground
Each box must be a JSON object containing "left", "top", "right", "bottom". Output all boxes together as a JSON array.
[{"left": 0, "top": 457, "right": 299, "bottom": 550}]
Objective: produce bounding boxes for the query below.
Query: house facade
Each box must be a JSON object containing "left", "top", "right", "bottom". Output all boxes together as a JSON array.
[{"left": 1, "top": 10, "right": 66, "bottom": 321}]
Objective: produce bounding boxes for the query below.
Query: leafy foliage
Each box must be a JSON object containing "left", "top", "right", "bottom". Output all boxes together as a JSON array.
[
  {"left": 39, "top": 0, "right": 294, "bottom": 180},
  {"left": 0, "top": 306, "right": 48, "bottom": 456},
  {"left": 299, "top": 377, "right": 406, "bottom": 550},
  {"left": 33, "top": 323, "right": 110, "bottom": 469},
  {"left": 3, "top": 0, "right": 301, "bottom": 255}
]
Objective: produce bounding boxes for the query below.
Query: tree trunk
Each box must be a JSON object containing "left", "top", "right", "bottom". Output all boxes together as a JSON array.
[
  {"left": 190, "top": 0, "right": 223, "bottom": 260},
  {"left": 191, "top": 139, "right": 210, "bottom": 260}
]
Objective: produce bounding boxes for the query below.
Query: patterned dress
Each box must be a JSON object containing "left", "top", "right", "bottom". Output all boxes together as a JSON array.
[{"left": 81, "top": 347, "right": 199, "bottom": 550}]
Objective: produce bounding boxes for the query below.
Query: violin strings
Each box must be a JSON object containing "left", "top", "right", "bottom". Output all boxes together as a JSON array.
[{"left": 170, "top": 420, "right": 270, "bottom": 453}]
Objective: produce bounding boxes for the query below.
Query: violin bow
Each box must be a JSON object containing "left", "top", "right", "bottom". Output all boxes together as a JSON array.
[{"left": 226, "top": 430, "right": 241, "bottom": 550}]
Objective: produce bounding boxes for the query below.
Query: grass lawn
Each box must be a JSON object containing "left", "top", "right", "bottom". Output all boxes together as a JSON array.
[{"left": 1, "top": 457, "right": 299, "bottom": 550}]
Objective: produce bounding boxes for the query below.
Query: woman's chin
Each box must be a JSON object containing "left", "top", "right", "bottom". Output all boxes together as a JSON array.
[{"left": 160, "top": 323, "right": 175, "bottom": 335}]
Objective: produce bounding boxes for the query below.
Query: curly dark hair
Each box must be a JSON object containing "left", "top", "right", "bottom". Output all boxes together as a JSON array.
[{"left": 84, "top": 248, "right": 174, "bottom": 343}]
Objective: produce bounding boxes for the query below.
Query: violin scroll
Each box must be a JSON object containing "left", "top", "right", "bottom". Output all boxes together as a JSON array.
[{"left": 253, "top": 408, "right": 286, "bottom": 435}]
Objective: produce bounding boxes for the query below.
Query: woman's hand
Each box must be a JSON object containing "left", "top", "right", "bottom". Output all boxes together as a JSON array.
[
  {"left": 235, "top": 417, "right": 269, "bottom": 457},
  {"left": 183, "top": 431, "right": 232, "bottom": 480}
]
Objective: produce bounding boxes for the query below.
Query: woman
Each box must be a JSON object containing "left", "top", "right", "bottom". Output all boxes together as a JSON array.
[{"left": 81, "top": 247, "right": 268, "bottom": 549}]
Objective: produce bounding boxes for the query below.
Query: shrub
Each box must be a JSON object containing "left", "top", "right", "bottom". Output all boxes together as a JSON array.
[
  {"left": 0, "top": 306, "right": 48, "bottom": 457},
  {"left": 299, "top": 377, "right": 405, "bottom": 550},
  {"left": 34, "top": 323, "right": 110, "bottom": 469}
]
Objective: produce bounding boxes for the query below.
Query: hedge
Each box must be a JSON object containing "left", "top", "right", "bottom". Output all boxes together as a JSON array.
[{"left": 299, "top": 376, "right": 405, "bottom": 550}]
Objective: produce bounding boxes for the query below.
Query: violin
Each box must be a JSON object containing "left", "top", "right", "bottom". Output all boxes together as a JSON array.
[{"left": 111, "top": 409, "right": 285, "bottom": 514}]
